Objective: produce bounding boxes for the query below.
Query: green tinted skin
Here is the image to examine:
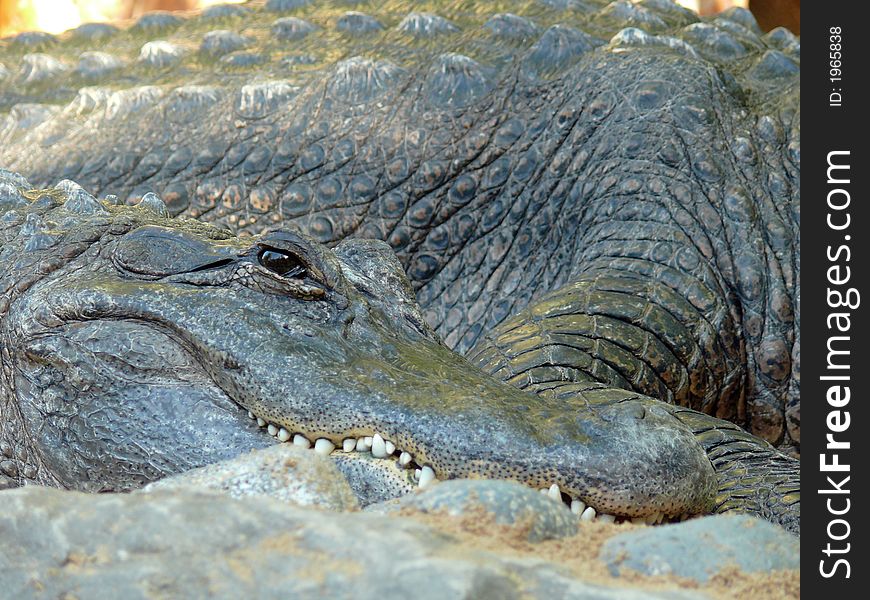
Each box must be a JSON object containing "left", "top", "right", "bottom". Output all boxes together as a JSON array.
[
  {"left": 0, "top": 0, "right": 799, "bottom": 530},
  {"left": 0, "top": 1, "right": 790, "bottom": 117},
  {"left": 1, "top": 0, "right": 678, "bottom": 102},
  {"left": 0, "top": 0, "right": 799, "bottom": 450},
  {"left": 1, "top": 187, "right": 715, "bottom": 517}
]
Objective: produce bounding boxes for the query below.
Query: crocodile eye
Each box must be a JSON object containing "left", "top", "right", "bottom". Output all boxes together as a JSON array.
[{"left": 258, "top": 248, "right": 307, "bottom": 279}]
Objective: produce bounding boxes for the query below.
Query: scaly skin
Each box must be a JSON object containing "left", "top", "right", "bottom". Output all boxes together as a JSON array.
[
  {"left": 0, "top": 173, "right": 801, "bottom": 533},
  {"left": 0, "top": 0, "right": 800, "bottom": 450},
  {"left": 468, "top": 290, "right": 800, "bottom": 533},
  {"left": 0, "top": 174, "right": 720, "bottom": 523}
]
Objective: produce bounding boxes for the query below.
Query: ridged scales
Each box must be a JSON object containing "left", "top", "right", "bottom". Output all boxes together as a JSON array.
[{"left": 0, "top": 0, "right": 799, "bottom": 526}]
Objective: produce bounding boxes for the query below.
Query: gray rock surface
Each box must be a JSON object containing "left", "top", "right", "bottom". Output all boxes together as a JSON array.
[
  {"left": 600, "top": 514, "right": 800, "bottom": 582},
  {"left": 142, "top": 444, "right": 358, "bottom": 511},
  {"left": 368, "top": 479, "right": 578, "bottom": 542},
  {"left": 0, "top": 487, "right": 709, "bottom": 600}
]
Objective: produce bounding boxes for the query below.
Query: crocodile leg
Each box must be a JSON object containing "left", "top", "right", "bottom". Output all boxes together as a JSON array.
[
  {"left": 671, "top": 406, "right": 800, "bottom": 534},
  {"left": 469, "top": 270, "right": 799, "bottom": 533},
  {"left": 468, "top": 269, "right": 747, "bottom": 423}
]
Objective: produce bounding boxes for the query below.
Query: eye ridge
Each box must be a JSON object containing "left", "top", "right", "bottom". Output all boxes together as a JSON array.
[{"left": 257, "top": 248, "right": 307, "bottom": 279}]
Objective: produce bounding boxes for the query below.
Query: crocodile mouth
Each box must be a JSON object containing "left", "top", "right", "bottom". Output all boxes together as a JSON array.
[
  {"left": 16, "top": 293, "right": 713, "bottom": 519},
  {"left": 183, "top": 294, "right": 717, "bottom": 524},
  {"left": 8, "top": 213, "right": 714, "bottom": 520},
  {"left": 240, "top": 405, "right": 695, "bottom": 525}
]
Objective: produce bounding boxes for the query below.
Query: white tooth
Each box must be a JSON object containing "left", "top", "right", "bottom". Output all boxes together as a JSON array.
[
  {"left": 580, "top": 506, "right": 596, "bottom": 521},
  {"left": 547, "top": 483, "right": 561, "bottom": 502},
  {"left": 355, "top": 438, "right": 368, "bottom": 452},
  {"left": 385, "top": 441, "right": 396, "bottom": 455},
  {"left": 539, "top": 488, "right": 548, "bottom": 495},
  {"left": 314, "top": 438, "right": 335, "bottom": 455},
  {"left": 267, "top": 424, "right": 278, "bottom": 436},
  {"left": 418, "top": 465, "right": 436, "bottom": 488},
  {"left": 598, "top": 514, "right": 616, "bottom": 524},
  {"left": 342, "top": 438, "right": 356, "bottom": 452},
  {"left": 644, "top": 513, "right": 659, "bottom": 525},
  {"left": 293, "top": 434, "right": 311, "bottom": 449},
  {"left": 656, "top": 513, "right": 665, "bottom": 524},
  {"left": 414, "top": 468, "right": 421, "bottom": 481},
  {"left": 277, "top": 428, "right": 291, "bottom": 442},
  {"left": 630, "top": 517, "right": 646, "bottom": 525},
  {"left": 570, "top": 499, "right": 586, "bottom": 515},
  {"left": 364, "top": 436, "right": 373, "bottom": 446},
  {"left": 256, "top": 417, "right": 266, "bottom": 427},
  {"left": 371, "top": 434, "right": 387, "bottom": 458},
  {"left": 399, "top": 451, "right": 413, "bottom": 466},
  {"left": 247, "top": 411, "right": 255, "bottom": 419}
]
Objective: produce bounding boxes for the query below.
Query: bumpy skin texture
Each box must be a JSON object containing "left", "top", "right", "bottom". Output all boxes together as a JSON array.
[
  {"left": 0, "top": 2, "right": 800, "bottom": 531},
  {"left": 0, "top": 174, "right": 803, "bottom": 533},
  {"left": 0, "top": 175, "right": 721, "bottom": 521},
  {"left": 0, "top": 0, "right": 800, "bottom": 451}
]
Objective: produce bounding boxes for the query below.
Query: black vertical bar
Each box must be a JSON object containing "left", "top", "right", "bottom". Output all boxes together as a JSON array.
[{"left": 803, "top": 2, "right": 869, "bottom": 596}]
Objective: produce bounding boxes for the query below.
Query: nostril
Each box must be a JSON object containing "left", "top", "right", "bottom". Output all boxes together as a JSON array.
[
  {"left": 609, "top": 402, "right": 646, "bottom": 421},
  {"left": 626, "top": 404, "right": 646, "bottom": 420}
]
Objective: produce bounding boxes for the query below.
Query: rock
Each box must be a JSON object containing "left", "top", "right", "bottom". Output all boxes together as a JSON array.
[
  {"left": 0, "top": 182, "right": 26, "bottom": 209},
  {"left": 142, "top": 444, "right": 358, "bottom": 511},
  {"left": 368, "top": 479, "right": 578, "bottom": 542},
  {"left": 0, "top": 487, "right": 706, "bottom": 599},
  {"left": 0, "top": 168, "right": 30, "bottom": 188},
  {"left": 600, "top": 514, "right": 799, "bottom": 582}
]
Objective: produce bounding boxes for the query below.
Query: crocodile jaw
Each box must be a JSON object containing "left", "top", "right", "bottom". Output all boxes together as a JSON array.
[
  {"left": 5, "top": 215, "right": 715, "bottom": 517},
  {"left": 207, "top": 308, "right": 718, "bottom": 519}
]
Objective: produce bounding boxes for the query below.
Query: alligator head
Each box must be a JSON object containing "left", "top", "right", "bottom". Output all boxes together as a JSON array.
[{"left": 0, "top": 176, "right": 716, "bottom": 519}]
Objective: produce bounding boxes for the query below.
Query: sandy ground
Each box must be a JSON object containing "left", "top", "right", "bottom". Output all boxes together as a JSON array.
[{"left": 402, "top": 507, "right": 799, "bottom": 600}]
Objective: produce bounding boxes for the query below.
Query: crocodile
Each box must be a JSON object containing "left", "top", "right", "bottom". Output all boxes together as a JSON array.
[
  {"left": 0, "top": 0, "right": 800, "bottom": 453},
  {"left": 0, "top": 172, "right": 798, "bottom": 533}
]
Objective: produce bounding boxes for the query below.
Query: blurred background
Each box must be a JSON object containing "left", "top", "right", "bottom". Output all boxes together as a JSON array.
[{"left": 0, "top": 0, "right": 799, "bottom": 39}]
